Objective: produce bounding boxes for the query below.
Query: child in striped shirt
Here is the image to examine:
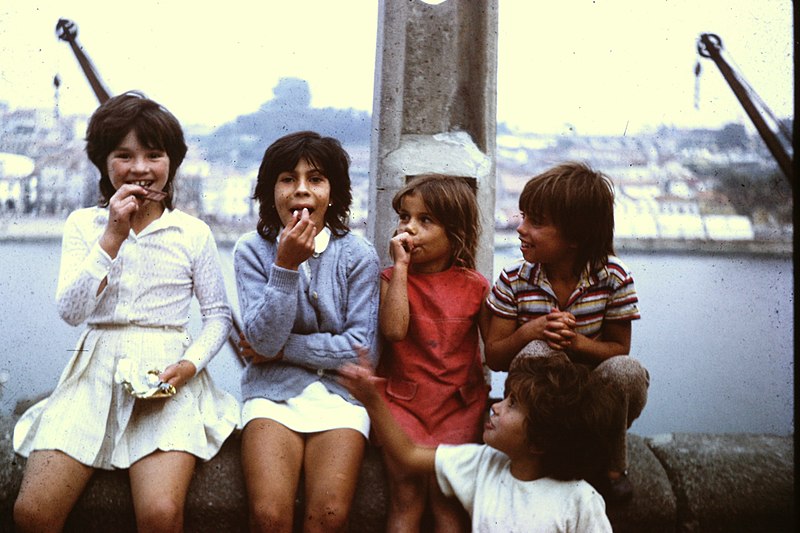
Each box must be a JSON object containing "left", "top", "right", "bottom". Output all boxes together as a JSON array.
[{"left": 484, "top": 162, "right": 649, "bottom": 504}]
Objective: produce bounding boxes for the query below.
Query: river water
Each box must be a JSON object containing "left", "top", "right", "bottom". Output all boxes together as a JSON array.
[{"left": 0, "top": 239, "right": 793, "bottom": 437}]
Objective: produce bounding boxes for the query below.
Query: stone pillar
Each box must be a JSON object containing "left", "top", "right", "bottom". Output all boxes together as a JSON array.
[{"left": 368, "top": 0, "right": 498, "bottom": 280}]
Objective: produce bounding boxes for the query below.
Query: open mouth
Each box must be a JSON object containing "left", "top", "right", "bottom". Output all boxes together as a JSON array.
[{"left": 290, "top": 207, "right": 315, "bottom": 216}]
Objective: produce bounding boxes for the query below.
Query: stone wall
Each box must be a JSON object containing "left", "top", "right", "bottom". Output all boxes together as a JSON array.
[{"left": 1, "top": 414, "right": 793, "bottom": 532}]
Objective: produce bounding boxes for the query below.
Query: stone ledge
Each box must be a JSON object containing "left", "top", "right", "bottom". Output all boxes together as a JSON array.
[{"left": 1, "top": 415, "right": 794, "bottom": 532}]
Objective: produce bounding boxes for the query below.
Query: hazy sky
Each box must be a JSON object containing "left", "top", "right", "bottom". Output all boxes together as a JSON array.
[{"left": 0, "top": 1, "right": 793, "bottom": 136}]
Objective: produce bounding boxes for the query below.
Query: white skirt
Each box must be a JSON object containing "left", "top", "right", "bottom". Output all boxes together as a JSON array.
[
  {"left": 242, "top": 381, "right": 370, "bottom": 439},
  {"left": 13, "top": 325, "right": 240, "bottom": 470}
]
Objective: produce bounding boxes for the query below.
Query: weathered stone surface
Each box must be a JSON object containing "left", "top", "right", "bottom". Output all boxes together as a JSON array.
[
  {"left": 368, "top": 0, "right": 498, "bottom": 279},
  {"left": 606, "top": 434, "right": 677, "bottom": 532},
  {"left": 2, "top": 413, "right": 795, "bottom": 532},
  {"left": 646, "top": 432, "right": 795, "bottom": 532}
]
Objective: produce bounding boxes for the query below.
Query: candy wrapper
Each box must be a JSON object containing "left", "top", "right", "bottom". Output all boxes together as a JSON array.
[{"left": 115, "top": 358, "right": 176, "bottom": 399}]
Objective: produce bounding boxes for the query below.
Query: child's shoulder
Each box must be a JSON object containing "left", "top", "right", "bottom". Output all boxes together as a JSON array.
[
  {"left": 66, "top": 205, "right": 105, "bottom": 225},
  {"left": 453, "top": 266, "right": 490, "bottom": 287},
  {"left": 342, "top": 230, "right": 377, "bottom": 251},
  {"left": 333, "top": 231, "right": 379, "bottom": 267},
  {"left": 168, "top": 209, "right": 212, "bottom": 233},
  {"left": 233, "top": 230, "right": 274, "bottom": 261},
  {"left": 599, "top": 254, "right": 635, "bottom": 282},
  {"left": 494, "top": 258, "right": 536, "bottom": 286}
]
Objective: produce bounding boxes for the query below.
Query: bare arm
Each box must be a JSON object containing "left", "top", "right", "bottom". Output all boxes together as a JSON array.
[
  {"left": 339, "top": 359, "right": 435, "bottom": 475},
  {"left": 483, "top": 314, "right": 549, "bottom": 371},
  {"left": 477, "top": 292, "right": 492, "bottom": 348},
  {"left": 379, "top": 272, "right": 409, "bottom": 341},
  {"left": 567, "top": 320, "right": 631, "bottom": 362},
  {"left": 379, "top": 232, "right": 415, "bottom": 341}
]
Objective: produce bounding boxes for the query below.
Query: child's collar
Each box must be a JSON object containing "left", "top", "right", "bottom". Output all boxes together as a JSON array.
[{"left": 313, "top": 226, "right": 331, "bottom": 257}]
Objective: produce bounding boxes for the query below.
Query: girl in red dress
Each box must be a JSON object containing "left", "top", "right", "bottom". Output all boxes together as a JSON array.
[{"left": 378, "top": 174, "right": 490, "bottom": 532}]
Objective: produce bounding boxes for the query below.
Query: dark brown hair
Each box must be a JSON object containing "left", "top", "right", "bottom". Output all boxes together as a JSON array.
[
  {"left": 85, "top": 91, "right": 187, "bottom": 209},
  {"left": 519, "top": 162, "right": 615, "bottom": 274},
  {"left": 504, "top": 354, "right": 614, "bottom": 480},
  {"left": 253, "top": 131, "right": 352, "bottom": 240},
  {"left": 391, "top": 174, "right": 480, "bottom": 270}
]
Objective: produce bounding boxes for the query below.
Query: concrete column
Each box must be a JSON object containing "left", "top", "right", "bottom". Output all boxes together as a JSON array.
[{"left": 368, "top": 0, "right": 498, "bottom": 281}]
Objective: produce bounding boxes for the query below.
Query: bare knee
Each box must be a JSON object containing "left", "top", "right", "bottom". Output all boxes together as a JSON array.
[
  {"left": 250, "top": 499, "right": 294, "bottom": 533},
  {"left": 135, "top": 497, "right": 184, "bottom": 533},
  {"left": 304, "top": 497, "right": 352, "bottom": 533}
]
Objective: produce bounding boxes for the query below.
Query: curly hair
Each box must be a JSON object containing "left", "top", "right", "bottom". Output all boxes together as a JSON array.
[
  {"left": 391, "top": 174, "right": 480, "bottom": 270},
  {"left": 504, "top": 354, "right": 616, "bottom": 480},
  {"left": 519, "top": 162, "right": 615, "bottom": 274},
  {"left": 85, "top": 91, "right": 187, "bottom": 209},
  {"left": 253, "top": 131, "right": 352, "bottom": 240}
]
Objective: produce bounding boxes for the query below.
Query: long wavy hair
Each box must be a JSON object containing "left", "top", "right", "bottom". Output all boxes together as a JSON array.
[
  {"left": 391, "top": 174, "right": 480, "bottom": 270},
  {"left": 85, "top": 91, "right": 187, "bottom": 209},
  {"left": 253, "top": 131, "right": 352, "bottom": 241}
]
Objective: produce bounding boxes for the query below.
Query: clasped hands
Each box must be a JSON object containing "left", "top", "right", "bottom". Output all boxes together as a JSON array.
[{"left": 529, "top": 308, "right": 577, "bottom": 351}]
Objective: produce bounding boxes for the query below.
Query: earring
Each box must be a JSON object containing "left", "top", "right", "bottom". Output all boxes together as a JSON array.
[{"left": 328, "top": 202, "right": 333, "bottom": 207}]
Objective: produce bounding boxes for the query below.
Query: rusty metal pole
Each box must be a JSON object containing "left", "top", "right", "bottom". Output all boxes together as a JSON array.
[{"left": 698, "top": 33, "right": 794, "bottom": 188}]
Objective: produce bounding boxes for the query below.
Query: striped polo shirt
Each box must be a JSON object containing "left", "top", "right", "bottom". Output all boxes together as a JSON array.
[{"left": 487, "top": 255, "right": 640, "bottom": 339}]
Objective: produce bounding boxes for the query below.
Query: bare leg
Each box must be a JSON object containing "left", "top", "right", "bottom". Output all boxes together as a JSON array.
[
  {"left": 14, "top": 450, "right": 94, "bottom": 533},
  {"left": 129, "top": 450, "right": 196, "bottom": 533},
  {"left": 429, "top": 472, "right": 470, "bottom": 533},
  {"left": 302, "top": 429, "right": 365, "bottom": 533},
  {"left": 383, "top": 450, "right": 427, "bottom": 533},
  {"left": 241, "top": 419, "right": 304, "bottom": 533}
]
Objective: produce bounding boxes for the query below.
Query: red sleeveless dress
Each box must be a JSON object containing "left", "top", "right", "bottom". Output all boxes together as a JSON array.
[{"left": 378, "top": 266, "right": 490, "bottom": 446}]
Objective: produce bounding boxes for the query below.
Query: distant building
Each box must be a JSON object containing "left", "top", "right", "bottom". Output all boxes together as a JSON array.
[{"left": 0, "top": 152, "right": 35, "bottom": 213}]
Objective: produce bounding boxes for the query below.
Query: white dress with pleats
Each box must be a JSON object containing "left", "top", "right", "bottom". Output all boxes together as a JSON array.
[{"left": 13, "top": 207, "right": 239, "bottom": 469}]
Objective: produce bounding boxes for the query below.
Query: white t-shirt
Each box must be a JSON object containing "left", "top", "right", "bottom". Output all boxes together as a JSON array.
[{"left": 435, "top": 444, "right": 612, "bottom": 533}]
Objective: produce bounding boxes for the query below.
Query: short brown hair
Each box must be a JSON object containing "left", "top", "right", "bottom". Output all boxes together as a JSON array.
[
  {"left": 85, "top": 91, "right": 187, "bottom": 209},
  {"left": 392, "top": 174, "right": 480, "bottom": 270},
  {"left": 504, "top": 354, "right": 614, "bottom": 480},
  {"left": 519, "top": 162, "right": 615, "bottom": 274}
]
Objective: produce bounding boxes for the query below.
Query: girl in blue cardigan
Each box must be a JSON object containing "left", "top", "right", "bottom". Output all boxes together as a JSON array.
[{"left": 234, "top": 131, "right": 380, "bottom": 533}]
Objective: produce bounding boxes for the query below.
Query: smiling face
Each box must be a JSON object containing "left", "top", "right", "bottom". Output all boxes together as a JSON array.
[
  {"left": 274, "top": 158, "right": 331, "bottom": 234},
  {"left": 107, "top": 130, "right": 170, "bottom": 195},
  {"left": 396, "top": 191, "right": 452, "bottom": 273},
  {"left": 516, "top": 211, "right": 578, "bottom": 270}
]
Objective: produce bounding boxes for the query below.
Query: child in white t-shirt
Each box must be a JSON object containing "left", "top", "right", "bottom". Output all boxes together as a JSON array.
[{"left": 340, "top": 351, "right": 613, "bottom": 532}]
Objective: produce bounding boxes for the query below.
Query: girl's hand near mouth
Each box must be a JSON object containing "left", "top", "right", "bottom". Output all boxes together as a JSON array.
[{"left": 275, "top": 207, "right": 317, "bottom": 270}]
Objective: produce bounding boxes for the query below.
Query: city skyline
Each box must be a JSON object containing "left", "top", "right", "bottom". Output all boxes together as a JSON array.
[{"left": 0, "top": 1, "right": 793, "bottom": 136}]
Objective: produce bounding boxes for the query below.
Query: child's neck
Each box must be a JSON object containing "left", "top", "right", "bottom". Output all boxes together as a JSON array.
[
  {"left": 543, "top": 262, "right": 580, "bottom": 308},
  {"left": 410, "top": 255, "right": 452, "bottom": 275},
  {"left": 131, "top": 203, "right": 165, "bottom": 234}
]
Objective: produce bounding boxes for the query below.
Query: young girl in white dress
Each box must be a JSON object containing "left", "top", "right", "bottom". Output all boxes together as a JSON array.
[{"left": 13, "top": 91, "right": 239, "bottom": 533}]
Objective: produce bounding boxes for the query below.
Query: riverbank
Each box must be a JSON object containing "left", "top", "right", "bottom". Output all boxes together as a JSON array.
[{"left": 0, "top": 216, "right": 793, "bottom": 256}]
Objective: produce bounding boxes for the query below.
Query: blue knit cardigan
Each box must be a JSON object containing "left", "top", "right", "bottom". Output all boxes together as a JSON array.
[{"left": 234, "top": 230, "right": 380, "bottom": 405}]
